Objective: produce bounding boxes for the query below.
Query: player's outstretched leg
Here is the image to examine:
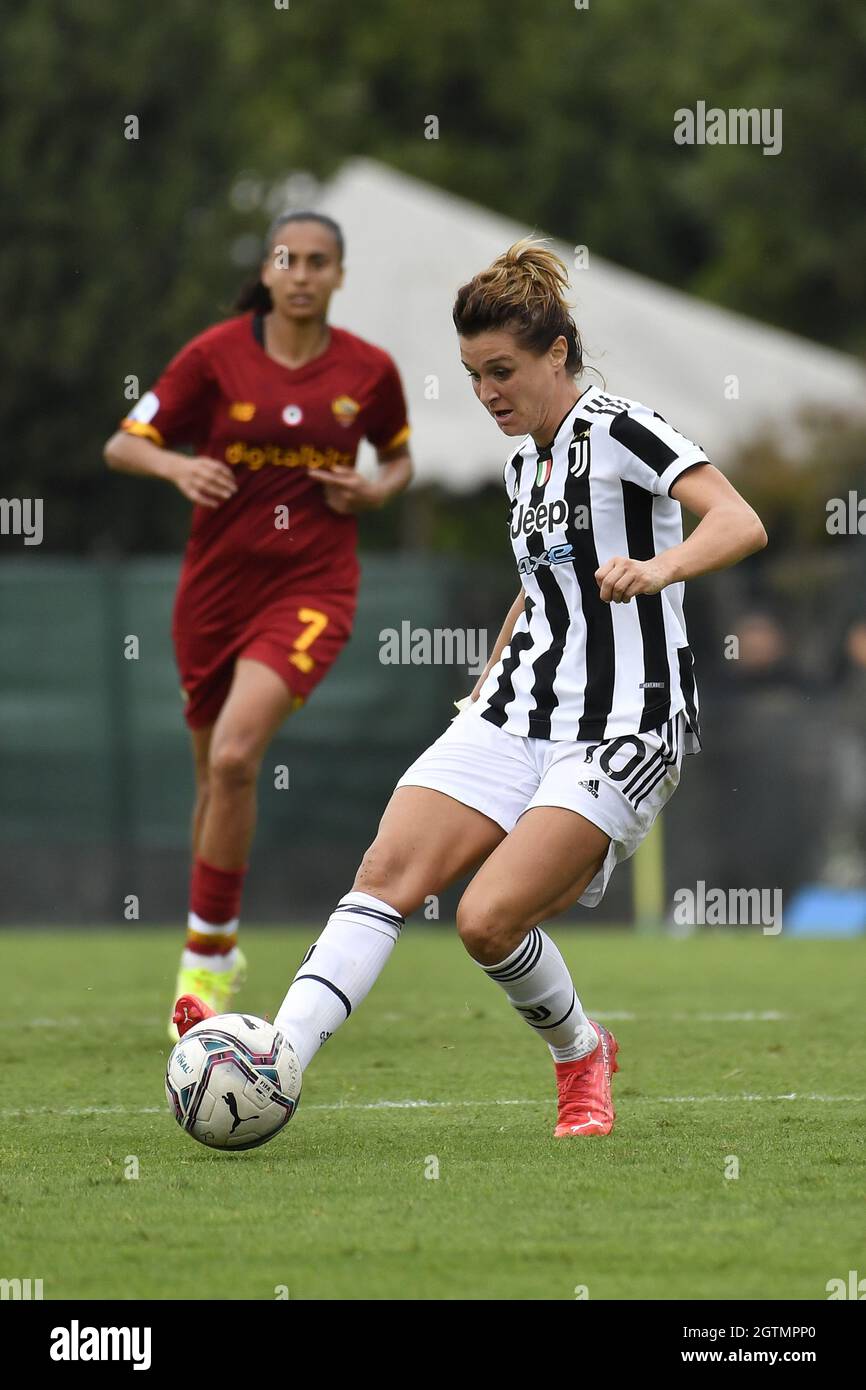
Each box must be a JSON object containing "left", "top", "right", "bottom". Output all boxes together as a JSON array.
[
  {"left": 273, "top": 892, "right": 404, "bottom": 1069},
  {"left": 456, "top": 804, "right": 620, "bottom": 1137},
  {"left": 172, "top": 890, "right": 404, "bottom": 1057},
  {"left": 272, "top": 787, "right": 504, "bottom": 1071}
]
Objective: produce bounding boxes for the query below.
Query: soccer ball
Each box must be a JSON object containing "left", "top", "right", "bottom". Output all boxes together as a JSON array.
[{"left": 165, "top": 1013, "right": 302, "bottom": 1151}]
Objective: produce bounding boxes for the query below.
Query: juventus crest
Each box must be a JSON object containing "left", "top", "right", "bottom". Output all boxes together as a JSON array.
[{"left": 568, "top": 426, "right": 591, "bottom": 479}]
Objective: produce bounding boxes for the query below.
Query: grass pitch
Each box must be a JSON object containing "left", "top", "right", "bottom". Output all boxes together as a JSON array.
[{"left": 2, "top": 927, "right": 863, "bottom": 1301}]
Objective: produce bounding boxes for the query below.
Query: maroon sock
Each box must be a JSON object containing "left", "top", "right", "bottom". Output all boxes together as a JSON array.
[{"left": 189, "top": 857, "right": 247, "bottom": 928}]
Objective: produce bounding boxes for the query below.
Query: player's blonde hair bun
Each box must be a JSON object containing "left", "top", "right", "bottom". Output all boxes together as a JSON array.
[
  {"left": 490, "top": 237, "right": 573, "bottom": 312},
  {"left": 453, "top": 237, "right": 582, "bottom": 374}
]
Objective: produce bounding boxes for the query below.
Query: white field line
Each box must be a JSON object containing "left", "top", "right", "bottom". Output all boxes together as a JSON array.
[
  {"left": 0, "top": 1010, "right": 787, "bottom": 1030},
  {"left": 594, "top": 1011, "right": 786, "bottom": 1022},
  {"left": 1, "top": 1092, "right": 863, "bottom": 1120}
]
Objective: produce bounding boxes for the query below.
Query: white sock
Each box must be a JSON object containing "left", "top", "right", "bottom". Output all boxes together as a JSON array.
[
  {"left": 274, "top": 891, "right": 403, "bottom": 1070},
  {"left": 182, "top": 913, "right": 239, "bottom": 972},
  {"left": 480, "top": 927, "right": 598, "bottom": 1063}
]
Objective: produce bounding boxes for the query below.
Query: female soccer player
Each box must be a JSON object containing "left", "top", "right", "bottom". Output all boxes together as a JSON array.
[
  {"left": 104, "top": 212, "right": 412, "bottom": 1039},
  {"left": 177, "top": 239, "right": 767, "bottom": 1136}
]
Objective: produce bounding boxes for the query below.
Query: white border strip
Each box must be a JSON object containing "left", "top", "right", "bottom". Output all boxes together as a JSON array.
[
  {"left": 2, "top": 1092, "right": 862, "bottom": 1119},
  {"left": 0, "top": 1010, "right": 787, "bottom": 1030}
]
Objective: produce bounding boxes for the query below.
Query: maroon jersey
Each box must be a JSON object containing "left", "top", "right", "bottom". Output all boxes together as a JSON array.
[
  {"left": 120, "top": 312, "right": 409, "bottom": 727},
  {"left": 121, "top": 312, "right": 409, "bottom": 605}
]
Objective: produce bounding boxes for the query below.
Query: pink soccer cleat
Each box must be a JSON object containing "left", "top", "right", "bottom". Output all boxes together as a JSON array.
[
  {"left": 553, "top": 1021, "right": 620, "bottom": 1137},
  {"left": 172, "top": 993, "right": 217, "bottom": 1039}
]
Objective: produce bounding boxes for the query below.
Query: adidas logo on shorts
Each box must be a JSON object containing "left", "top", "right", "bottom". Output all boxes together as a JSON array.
[{"left": 578, "top": 779, "right": 600, "bottom": 799}]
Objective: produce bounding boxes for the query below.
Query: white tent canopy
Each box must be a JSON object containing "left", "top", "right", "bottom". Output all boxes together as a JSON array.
[{"left": 316, "top": 158, "right": 865, "bottom": 491}]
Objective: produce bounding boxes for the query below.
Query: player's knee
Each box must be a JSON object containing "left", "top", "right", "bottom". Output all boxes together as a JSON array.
[
  {"left": 208, "top": 741, "right": 259, "bottom": 792},
  {"left": 353, "top": 836, "right": 418, "bottom": 914},
  {"left": 456, "top": 893, "right": 516, "bottom": 962}
]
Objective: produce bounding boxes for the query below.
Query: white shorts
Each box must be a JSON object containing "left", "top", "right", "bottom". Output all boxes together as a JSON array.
[{"left": 396, "top": 705, "right": 685, "bottom": 907}]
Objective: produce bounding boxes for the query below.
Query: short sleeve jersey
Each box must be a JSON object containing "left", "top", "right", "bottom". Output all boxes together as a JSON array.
[
  {"left": 121, "top": 313, "right": 409, "bottom": 599},
  {"left": 475, "top": 387, "right": 707, "bottom": 749}
]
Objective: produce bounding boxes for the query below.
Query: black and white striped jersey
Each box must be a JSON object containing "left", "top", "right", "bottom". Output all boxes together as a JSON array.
[{"left": 476, "top": 386, "right": 705, "bottom": 751}]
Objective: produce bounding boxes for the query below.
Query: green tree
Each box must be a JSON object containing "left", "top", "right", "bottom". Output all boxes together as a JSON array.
[{"left": 2, "top": 0, "right": 863, "bottom": 554}]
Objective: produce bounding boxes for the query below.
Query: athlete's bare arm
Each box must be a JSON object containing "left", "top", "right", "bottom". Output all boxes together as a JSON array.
[
  {"left": 595, "top": 463, "right": 767, "bottom": 604},
  {"left": 373, "top": 441, "right": 413, "bottom": 502},
  {"left": 308, "top": 441, "right": 413, "bottom": 515},
  {"left": 103, "top": 430, "right": 237, "bottom": 509}
]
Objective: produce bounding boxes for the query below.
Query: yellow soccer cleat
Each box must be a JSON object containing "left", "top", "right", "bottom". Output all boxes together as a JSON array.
[{"left": 166, "top": 948, "right": 247, "bottom": 1043}]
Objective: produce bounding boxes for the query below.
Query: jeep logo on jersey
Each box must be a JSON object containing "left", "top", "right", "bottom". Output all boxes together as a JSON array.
[
  {"left": 568, "top": 427, "right": 591, "bottom": 479},
  {"left": 282, "top": 404, "right": 303, "bottom": 426},
  {"left": 516, "top": 543, "right": 574, "bottom": 576},
  {"left": 510, "top": 498, "right": 568, "bottom": 538}
]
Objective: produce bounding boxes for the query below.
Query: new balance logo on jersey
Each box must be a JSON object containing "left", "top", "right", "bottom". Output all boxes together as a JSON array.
[{"left": 517, "top": 543, "right": 574, "bottom": 575}]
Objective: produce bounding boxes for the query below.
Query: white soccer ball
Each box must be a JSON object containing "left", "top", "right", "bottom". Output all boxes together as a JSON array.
[{"left": 165, "top": 1013, "right": 302, "bottom": 1151}]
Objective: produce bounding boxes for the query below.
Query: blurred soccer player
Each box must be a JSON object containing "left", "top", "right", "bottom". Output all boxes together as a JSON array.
[
  {"left": 104, "top": 213, "right": 412, "bottom": 1039},
  {"left": 178, "top": 240, "right": 766, "bottom": 1136}
]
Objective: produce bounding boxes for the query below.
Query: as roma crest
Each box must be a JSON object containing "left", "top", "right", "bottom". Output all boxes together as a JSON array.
[{"left": 331, "top": 395, "right": 361, "bottom": 428}]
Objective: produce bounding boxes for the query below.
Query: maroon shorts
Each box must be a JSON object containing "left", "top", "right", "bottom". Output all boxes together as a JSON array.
[{"left": 173, "top": 589, "right": 357, "bottom": 730}]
